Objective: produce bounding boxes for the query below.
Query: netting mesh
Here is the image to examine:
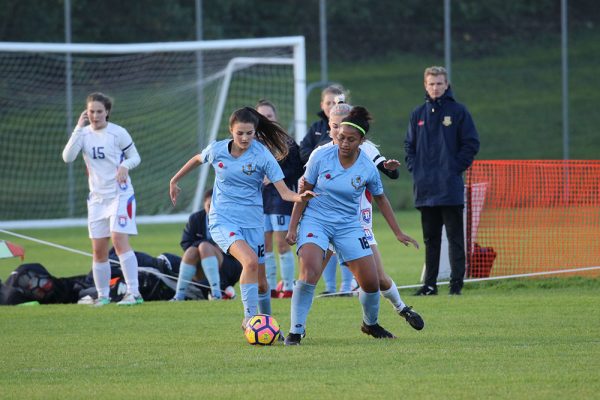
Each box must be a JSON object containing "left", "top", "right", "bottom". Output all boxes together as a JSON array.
[
  {"left": 0, "top": 46, "right": 295, "bottom": 221},
  {"left": 466, "top": 160, "right": 600, "bottom": 278}
]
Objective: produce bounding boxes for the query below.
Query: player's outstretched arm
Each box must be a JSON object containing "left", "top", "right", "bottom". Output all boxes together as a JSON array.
[
  {"left": 169, "top": 154, "right": 202, "bottom": 206},
  {"left": 285, "top": 179, "right": 314, "bottom": 245},
  {"left": 273, "top": 180, "right": 316, "bottom": 203},
  {"left": 373, "top": 194, "right": 419, "bottom": 249}
]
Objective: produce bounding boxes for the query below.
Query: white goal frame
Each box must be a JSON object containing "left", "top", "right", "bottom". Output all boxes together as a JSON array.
[{"left": 0, "top": 36, "right": 306, "bottom": 229}]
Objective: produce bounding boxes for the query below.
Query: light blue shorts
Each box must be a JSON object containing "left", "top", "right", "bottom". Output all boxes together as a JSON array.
[
  {"left": 297, "top": 217, "right": 372, "bottom": 264},
  {"left": 209, "top": 224, "right": 265, "bottom": 264},
  {"left": 264, "top": 214, "right": 291, "bottom": 232}
]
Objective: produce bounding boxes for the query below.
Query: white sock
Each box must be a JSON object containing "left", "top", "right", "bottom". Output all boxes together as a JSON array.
[
  {"left": 279, "top": 251, "right": 295, "bottom": 291},
  {"left": 201, "top": 256, "right": 221, "bottom": 299},
  {"left": 92, "top": 261, "right": 111, "bottom": 298},
  {"left": 381, "top": 280, "right": 405, "bottom": 310},
  {"left": 118, "top": 250, "right": 140, "bottom": 296},
  {"left": 264, "top": 251, "right": 277, "bottom": 290}
]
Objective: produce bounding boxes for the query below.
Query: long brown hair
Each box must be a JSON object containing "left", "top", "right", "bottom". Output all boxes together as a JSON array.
[{"left": 229, "top": 107, "right": 289, "bottom": 160}]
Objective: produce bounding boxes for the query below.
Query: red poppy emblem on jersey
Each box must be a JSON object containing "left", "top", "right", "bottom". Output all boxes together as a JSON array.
[
  {"left": 418, "top": 120, "right": 425, "bottom": 126},
  {"left": 229, "top": 232, "right": 235, "bottom": 237},
  {"left": 325, "top": 173, "right": 331, "bottom": 179},
  {"left": 218, "top": 162, "right": 224, "bottom": 168},
  {"left": 307, "top": 233, "right": 314, "bottom": 237}
]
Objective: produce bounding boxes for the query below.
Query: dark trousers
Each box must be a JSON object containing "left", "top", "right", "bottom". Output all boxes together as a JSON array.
[{"left": 419, "top": 205, "right": 465, "bottom": 288}]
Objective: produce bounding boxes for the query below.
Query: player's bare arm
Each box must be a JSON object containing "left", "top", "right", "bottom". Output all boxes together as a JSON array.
[
  {"left": 374, "top": 194, "right": 419, "bottom": 249},
  {"left": 170, "top": 154, "right": 203, "bottom": 206}
]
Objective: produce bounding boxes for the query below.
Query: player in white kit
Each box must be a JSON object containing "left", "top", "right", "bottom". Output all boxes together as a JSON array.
[{"left": 62, "top": 92, "right": 143, "bottom": 306}]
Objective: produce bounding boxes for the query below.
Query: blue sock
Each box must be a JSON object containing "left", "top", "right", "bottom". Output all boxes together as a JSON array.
[
  {"left": 322, "top": 254, "right": 338, "bottom": 293},
  {"left": 201, "top": 256, "right": 221, "bottom": 299},
  {"left": 264, "top": 251, "right": 277, "bottom": 290},
  {"left": 258, "top": 290, "right": 272, "bottom": 315},
  {"left": 240, "top": 283, "right": 258, "bottom": 318},
  {"left": 289, "top": 280, "right": 316, "bottom": 334},
  {"left": 359, "top": 288, "right": 380, "bottom": 326},
  {"left": 339, "top": 264, "right": 354, "bottom": 292},
  {"left": 175, "top": 262, "right": 196, "bottom": 300},
  {"left": 279, "top": 251, "right": 295, "bottom": 291}
]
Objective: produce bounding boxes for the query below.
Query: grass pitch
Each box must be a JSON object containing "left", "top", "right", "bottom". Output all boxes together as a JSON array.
[{"left": 0, "top": 213, "right": 599, "bottom": 399}]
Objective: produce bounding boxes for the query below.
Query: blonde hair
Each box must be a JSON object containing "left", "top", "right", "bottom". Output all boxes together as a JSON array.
[
  {"left": 330, "top": 94, "right": 352, "bottom": 117},
  {"left": 423, "top": 66, "right": 448, "bottom": 83},
  {"left": 321, "top": 84, "right": 346, "bottom": 100}
]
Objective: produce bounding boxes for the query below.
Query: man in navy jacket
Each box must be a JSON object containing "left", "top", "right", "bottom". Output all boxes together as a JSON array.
[{"left": 404, "top": 66, "right": 480, "bottom": 296}]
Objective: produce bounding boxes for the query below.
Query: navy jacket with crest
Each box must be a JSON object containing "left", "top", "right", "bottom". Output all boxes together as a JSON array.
[{"left": 404, "top": 87, "right": 480, "bottom": 207}]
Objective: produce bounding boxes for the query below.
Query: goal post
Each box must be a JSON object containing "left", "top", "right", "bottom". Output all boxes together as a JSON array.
[{"left": 0, "top": 36, "right": 306, "bottom": 229}]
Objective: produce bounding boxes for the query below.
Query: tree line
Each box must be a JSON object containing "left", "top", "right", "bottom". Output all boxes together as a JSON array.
[{"left": 0, "top": 0, "right": 597, "bottom": 60}]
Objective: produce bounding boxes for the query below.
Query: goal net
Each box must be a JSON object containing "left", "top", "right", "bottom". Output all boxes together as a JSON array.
[
  {"left": 465, "top": 160, "right": 600, "bottom": 279},
  {"left": 0, "top": 37, "right": 306, "bottom": 229}
]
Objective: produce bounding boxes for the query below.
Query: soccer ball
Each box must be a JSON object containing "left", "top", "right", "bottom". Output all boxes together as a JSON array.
[
  {"left": 17, "top": 270, "right": 54, "bottom": 300},
  {"left": 244, "top": 314, "right": 281, "bottom": 345}
]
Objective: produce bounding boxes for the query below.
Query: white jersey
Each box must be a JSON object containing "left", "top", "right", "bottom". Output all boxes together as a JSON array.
[{"left": 62, "top": 122, "right": 140, "bottom": 199}]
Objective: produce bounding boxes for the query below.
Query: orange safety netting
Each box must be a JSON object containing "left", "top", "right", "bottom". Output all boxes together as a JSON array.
[{"left": 466, "top": 160, "right": 600, "bottom": 278}]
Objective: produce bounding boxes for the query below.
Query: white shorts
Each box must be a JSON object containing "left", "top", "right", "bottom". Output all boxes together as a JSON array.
[{"left": 87, "top": 192, "right": 137, "bottom": 239}]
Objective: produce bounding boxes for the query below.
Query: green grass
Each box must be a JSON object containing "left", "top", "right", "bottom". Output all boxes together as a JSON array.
[
  {"left": 1, "top": 215, "right": 599, "bottom": 399},
  {"left": 1, "top": 279, "right": 598, "bottom": 399}
]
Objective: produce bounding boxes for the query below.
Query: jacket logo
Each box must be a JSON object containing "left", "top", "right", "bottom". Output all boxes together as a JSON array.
[
  {"left": 351, "top": 175, "right": 366, "bottom": 190},
  {"left": 418, "top": 120, "right": 424, "bottom": 126},
  {"left": 443, "top": 116, "right": 452, "bottom": 126},
  {"left": 241, "top": 163, "right": 257, "bottom": 175}
]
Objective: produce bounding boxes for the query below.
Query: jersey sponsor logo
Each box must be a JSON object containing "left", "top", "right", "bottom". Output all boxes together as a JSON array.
[
  {"left": 118, "top": 215, "right": 128, "bottom": 227},
  {"left": 443, "top": 116, "right": 452, "bottom": 126},
  {"left": 241, "top": 162, "right": 257, "bottom": 175},
  {"left": 363, "top": 228, "right": 374, "bottom": 241},
  {"left": 418, "top": 120, "right": 425, "bottom": 126},
  {"left": 351, "top": 175, "right": 366, "bottom": 190},
  {"left": 361, "top": 208, "right": 372, "bottom": 224}
]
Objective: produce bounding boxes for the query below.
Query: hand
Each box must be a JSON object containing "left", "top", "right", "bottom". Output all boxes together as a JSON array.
[
  {"left": 286, "top": 229, "right": 297, "bottom": 245},
  {"left": 299, "top": 190, "right": 317, "bottom": 202},
  {"left": 263, "top": 176, "right": 271, "bottom": 185},
  {"left": 397, "top": 232, "right": 419, "bottom": 249},
  {"left": 169, "top": 181, "right": 181, "bottom": 206},
  {"left": 116, "top": 166, "right": 129, "bottom": 184},
  {"left": 383, "top": 159, "right": 401, "bottom": 171},
  {"left": 77, "top": 110, "right": 89, "bottom": 128}
]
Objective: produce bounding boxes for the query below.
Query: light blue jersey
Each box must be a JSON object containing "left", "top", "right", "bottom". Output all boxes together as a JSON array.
[
  {"left": 303, "top": 145, "right": 383, "bottom": 226},
  {"left": 201, "top": 139, "right": 285, "bottom": 228}
]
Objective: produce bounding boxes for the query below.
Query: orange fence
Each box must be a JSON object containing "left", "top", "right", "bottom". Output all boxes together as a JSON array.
[{"left": 466, "top": 160, "right": 600, "bottom": 278}]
